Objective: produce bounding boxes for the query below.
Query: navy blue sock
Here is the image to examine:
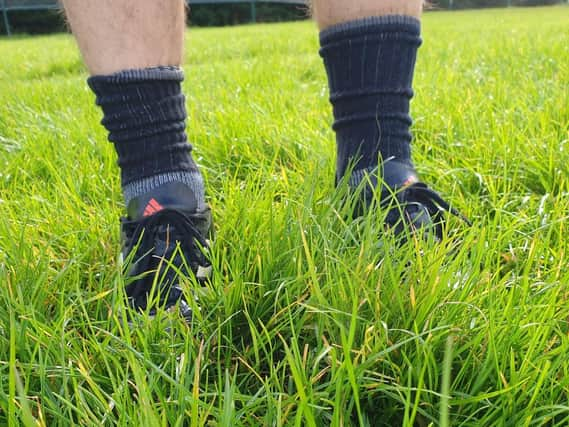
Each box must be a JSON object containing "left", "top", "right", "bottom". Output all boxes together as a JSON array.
[
  {"left": 87, "top": 66, "right": 205, "bottom": 211},
  {"left": 319, "top": 15, "right": 422, "bottom": 185}
]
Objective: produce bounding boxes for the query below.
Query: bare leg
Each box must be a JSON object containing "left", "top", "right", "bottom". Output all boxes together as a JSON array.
[
  {"left": 312, "top": 0, "right": 422, "bottom": 29},
  {"left": 61, "top": 0, "right": 186, "bottom": 75}
]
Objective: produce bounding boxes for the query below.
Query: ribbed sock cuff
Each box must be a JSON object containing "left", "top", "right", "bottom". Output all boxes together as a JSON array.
[
  {"left": 88, "top": 66, "right": 185, "bottom": 86},
  {"left": 319, "top": 15, "right": 421, "bottom": 44}
]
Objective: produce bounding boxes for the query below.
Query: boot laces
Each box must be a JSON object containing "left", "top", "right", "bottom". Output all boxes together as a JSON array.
[{"left": 122, "top": 208, "right": 209, "bottom": 309}]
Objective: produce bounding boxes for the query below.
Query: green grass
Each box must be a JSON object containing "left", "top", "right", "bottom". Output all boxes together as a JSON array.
[{"left": 1, "top": 5, "right": 569, "bottom": 426}]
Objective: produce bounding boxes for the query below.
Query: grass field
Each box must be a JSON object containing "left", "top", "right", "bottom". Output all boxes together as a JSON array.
[{"left": 1, "top": 6, "right": 569, "bottom": 426}]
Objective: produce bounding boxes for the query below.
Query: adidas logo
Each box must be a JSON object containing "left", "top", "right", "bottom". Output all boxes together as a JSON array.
[{"left": 143, "top": 198, "right": 164, "bottom": 217}]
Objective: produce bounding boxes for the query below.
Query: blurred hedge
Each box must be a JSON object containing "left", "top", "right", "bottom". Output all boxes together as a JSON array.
[
  {"left": 434, "top": 0, "right": 562, "bottom": 8},
  {"left": 1, "top": 9, "right": 65, "bottom": 34},
  {"left": 189, "top": 4, "right": 308, "bottom": 26},
  {"left": 0, "top": 4, "right": 308, "bottom": 34},
  {"left": 0, "top": 1, "right": 565, "bottom": 35}
]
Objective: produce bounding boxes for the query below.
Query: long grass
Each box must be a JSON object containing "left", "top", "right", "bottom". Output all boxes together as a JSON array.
[{"left": 1, "top": 6, "right": 568, "bottom": 426}]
